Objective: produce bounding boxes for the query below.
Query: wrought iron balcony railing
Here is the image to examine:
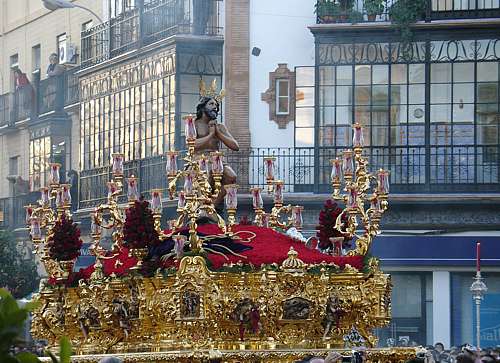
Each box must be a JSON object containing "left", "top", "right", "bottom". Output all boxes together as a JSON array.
[
  {"left": 78, "top": 145, "right": 500, "bottom": 210},
  {"left": 80, "top": 0, "right": 223, "bottom": 69},
  {"left": 0, "top": 69, "right": 79, "bottom": 128},
  {"left": 0, "top": 192, "right": 40, "bottom": 230},
  {"left": 315, "top": 0, "right": 500, "bottom": 24}
]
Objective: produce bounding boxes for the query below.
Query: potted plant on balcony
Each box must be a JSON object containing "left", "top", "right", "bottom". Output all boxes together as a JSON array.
[
  {"left": 315, "top": 0, "right": 340, "bottom": 23},
  {"left": 364, "top": 0, "right": 385, "bottom": 21},
  {"left": 339, "top": 0, "right": 354, "bottom": 22},
  {"left": 389, "top": 0, "right": 427, "bottom": 56},
  {"left": 348, "top": 9, "right": 364, "bottom": 23}
]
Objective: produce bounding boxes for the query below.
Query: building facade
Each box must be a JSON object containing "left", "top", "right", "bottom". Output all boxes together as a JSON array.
[
  {"left": 244, "top": 0, "right": 500, "bottom": 348},
  {"left": 1, "top": 0, "right": 500, "bottom": 349}
]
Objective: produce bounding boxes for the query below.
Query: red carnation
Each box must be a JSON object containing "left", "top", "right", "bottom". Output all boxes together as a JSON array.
[
  {"left": 316, "top": 199, "right": 351, "bottom": 252},
  {"left": 46, "top": 214, "right": 83, "bottom": 261},
  {"left": 123, "top": 199, "right": 161, "bottom": 249}
]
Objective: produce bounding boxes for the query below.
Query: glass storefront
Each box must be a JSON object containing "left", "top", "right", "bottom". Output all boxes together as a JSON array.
[{"left": 375, "top": 273, "right": 433, "bottom": 347}]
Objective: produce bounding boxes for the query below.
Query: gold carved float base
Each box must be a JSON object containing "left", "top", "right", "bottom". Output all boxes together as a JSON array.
[
  {"left": 38, "top": 348, "right": 418, "bottom": 363},
  {"left": 32, "top": 255, "right": 405, "bottom": 361}
]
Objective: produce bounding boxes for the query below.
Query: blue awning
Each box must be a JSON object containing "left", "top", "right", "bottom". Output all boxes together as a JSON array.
[{"left": 372, "top": 236, "right": 500, "bottom": 267}]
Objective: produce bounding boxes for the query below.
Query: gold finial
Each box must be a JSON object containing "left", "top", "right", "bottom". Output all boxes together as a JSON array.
[
  {"left": 281, "top": 247, "right": 307, "bottom": 271},
  {"left": 199, "top": 78, "right": 226, "bottom": 102}
]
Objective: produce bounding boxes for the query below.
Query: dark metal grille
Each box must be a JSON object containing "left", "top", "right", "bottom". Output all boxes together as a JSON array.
[
  {"left": 80, "top": 0, "right": 223, "bottom": 69},
  {"left": 0, "top": 94, "right": 11, "bottom": 127},
  {"left": 314, "top": 0, "right": 500, "bottom": 24},
  {"left": 77, "top": 145, "right": 500, "bottom": 209}
]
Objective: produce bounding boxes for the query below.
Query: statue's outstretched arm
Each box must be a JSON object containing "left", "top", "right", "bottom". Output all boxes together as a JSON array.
[{"left": 216, "top": 124, "right": 239, "bottom": 151}]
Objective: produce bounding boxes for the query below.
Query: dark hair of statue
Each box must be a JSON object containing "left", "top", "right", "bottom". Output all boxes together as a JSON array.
[{"left": 196, "top": 96, "right": 219, "bottom": 120}]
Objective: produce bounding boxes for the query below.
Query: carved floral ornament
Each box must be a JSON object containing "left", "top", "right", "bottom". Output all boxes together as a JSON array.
[{"left": 261, "top": 63, "right": 296, "bottom": 129}]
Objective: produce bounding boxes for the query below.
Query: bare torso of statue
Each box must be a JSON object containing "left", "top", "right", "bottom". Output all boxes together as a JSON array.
[{"left": 194, "top": 97, "right": 239, "bottom": 207}]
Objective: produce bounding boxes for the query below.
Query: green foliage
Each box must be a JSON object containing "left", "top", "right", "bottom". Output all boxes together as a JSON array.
[
  {"left": 348, "top": 9, "right": 364, "bottom": 23},
  {"left": 315, "top": 0, "right": 340, "bottom": 18},
  {"left": 364, "top": 0, "right": 385, "bottom": 15},
  {"left": 0, "top": 230, "right": 39, "bottom": 299},
  {"left": 389, "top": 0, "right": 427, "bottom": 56},
  {"left": 0, "top": 288, "right": 40, "bottom": 363},
  {"left": 339, "top": 0, "right": 355, "bottom": 11},
  {"left": 0, "top": 289, "right": 72, "bottom": 363},
  {"left": 46, "top": 337, "right": 71, "bottom": 363}
]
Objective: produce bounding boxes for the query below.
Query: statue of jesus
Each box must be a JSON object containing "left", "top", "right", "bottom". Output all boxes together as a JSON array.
[{"left": 194, "top": 96, "right": 239, "bottom": 207}]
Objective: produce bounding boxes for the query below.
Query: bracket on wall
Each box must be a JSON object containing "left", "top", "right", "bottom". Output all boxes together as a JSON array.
[{"left": 261, "top": 63, "right": 295, "bottom": 129}]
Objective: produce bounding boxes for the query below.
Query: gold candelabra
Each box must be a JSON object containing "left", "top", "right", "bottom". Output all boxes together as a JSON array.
[
  {"left": 331, "top": 122, "right": 390, "bottom": 256},
  {"left": 25, "top": 163, "right": 74, "bottom": 280},
  {"left": 161, "top": 115, "right": 228, "bottom": 252},
  {"left": 88, "top": 153, "right": 143, "bottom": 274}
]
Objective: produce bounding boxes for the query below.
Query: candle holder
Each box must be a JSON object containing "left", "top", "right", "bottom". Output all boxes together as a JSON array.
[
  {"left": 49, "top": 163, "right": 61, "bottom": 187},
  {"left": 263, "top": 156, "right": 276, "bottom": 194},
  {"left": 273, "top": 180, "right": 284, "bottom": 208},
  {"left": 330, "top": 158, "right": 343, "bottom": 199},
  {"left": 127, "top": 175, "right": 140, "bottom": 204},
  {"left": 268, "top": 180, "right": 295, "bottom": 231},
  {"left": 250, "top": 187, "right": 264, "bottom": 226},
  {"left": 353, "top": 122, "right": 364, "bottom": 150},
  {"left": 166, "top": 151, "right": 179, "bottom": 177},
  {"left": 39, "top": 187, "right": 50, "bottom": 207},
  {"left": 224, "top": 184, "right": 238, "bottom": 235},
  {"left": 151, "top": 189, "right": 163, "bottom": 234},
  {"left": 183, "top": 115, "right": 197, "bottom": 154},
  {"left": 210, "top": 151, "right": 224, "bottom": 198},
  {"left": 291, "top": 206, "right": 304, "bottom": 231},
  {"left": 112, "top": 153, "right": 124, "bottom": 177}
]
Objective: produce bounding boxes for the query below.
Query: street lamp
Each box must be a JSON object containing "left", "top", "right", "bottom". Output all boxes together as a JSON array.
[
  {"left": 42, "top": 0, "right": 103, "bottom": 23},
  {"left": 470, "top": 241, "right": 488, "bottom": 349}
]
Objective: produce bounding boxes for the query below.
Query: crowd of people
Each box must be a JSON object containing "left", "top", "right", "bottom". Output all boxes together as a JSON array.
[
  {"left": 418, "top": 343, "right": 500, "bottom": 363},
  {"left": 293, "top": 343, "right": 500, "bottom": 363},
  {"left": 11, "top": 337, "right": 500, "bottom": 362}
]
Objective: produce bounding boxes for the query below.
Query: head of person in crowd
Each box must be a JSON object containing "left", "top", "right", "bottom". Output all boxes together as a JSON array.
[
  {"left": 435, "top": 343, "right": 445, "bottom": 353},
  {"left": 324, "top": 351, "right": 343, "bottom": 363},
  {"left": 98, "top": 357, "right": 123, "bottom": 363},
  {"left": 456, "top": 353, "right": 475, "bottom": 363}
]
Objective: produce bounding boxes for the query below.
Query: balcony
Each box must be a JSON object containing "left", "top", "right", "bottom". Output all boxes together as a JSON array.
[
  {"left": 80, "top": 0, "right": 223, "bottom": 69},
  {"left": 77, "top": 145, "right": 500, "bottom": 210},
  {"left": 315, "top": 0, "right": 500, "bottom": 24},
  {"left": 0, "top": 69, "right": 79, "bottom": 129},
  {"left": 0, "top": 192, "right": 39, "bottom": 230}
]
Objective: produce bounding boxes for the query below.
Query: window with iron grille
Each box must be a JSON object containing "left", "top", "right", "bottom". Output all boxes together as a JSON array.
[{"left": 302, "top": 39, "right": 500, "bottom": 192}]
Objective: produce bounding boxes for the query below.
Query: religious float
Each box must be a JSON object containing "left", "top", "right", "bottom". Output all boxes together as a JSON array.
[{"left": 28, "top": 81, "right": 417, "bottom": 362}]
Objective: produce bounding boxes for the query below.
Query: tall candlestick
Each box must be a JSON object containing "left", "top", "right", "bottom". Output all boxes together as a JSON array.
[
  {"left": 476, "top": 241, "right": 481, "bottom": 272},
  {"left": 184, "top": 115, "right": 197, "bottom": 142}
]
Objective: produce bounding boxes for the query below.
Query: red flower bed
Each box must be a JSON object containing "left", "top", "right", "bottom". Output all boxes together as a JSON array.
[
  {"left": 192, "top": 224, "right": 363, "bottom": 270},
  {"left": 72, "top": 224, "right": 363, "bottom": 282}
]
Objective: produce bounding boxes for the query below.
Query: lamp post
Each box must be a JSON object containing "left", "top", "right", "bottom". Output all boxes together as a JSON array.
[
  {"left": 470, "top": 241, "right": 487, "bottom": 349},
  {"left": 42, "top": 0, "right": 103, "bottom": 23}
]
